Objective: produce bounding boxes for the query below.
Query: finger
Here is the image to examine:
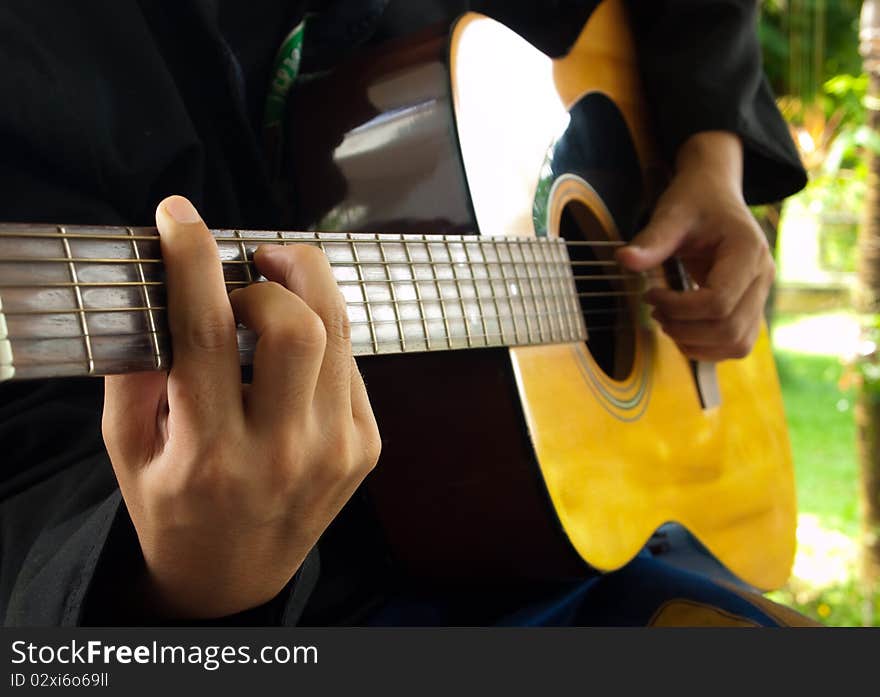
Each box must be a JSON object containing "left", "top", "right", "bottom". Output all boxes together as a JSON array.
[
  {"left": 643, "top": 234, "right": 764, "bottom": 322},
  {"left": 676, "top": 323, "right": 762, "bottom": 362},
  {"left": 653, "top": 274, "right": 769, "bottom": 357},
  {"left": 615, "top": 204, "right": 694, "bottom": 272},
  {"left": 156, "top": 196, "right": 243, "bottom": 429},
  {"left": 102, "top": 372, "right": 168, "bottom": 469},
  {"left": 255, "top": 245, "right": 353, "bottom": 419},
  {"left": 229, "top": 281, "right": 326, "bottom": 426}
]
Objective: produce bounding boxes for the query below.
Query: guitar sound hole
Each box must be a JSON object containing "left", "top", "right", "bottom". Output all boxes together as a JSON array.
[{"left": 560, "top": 201, "right": 635, "bottom": 381}]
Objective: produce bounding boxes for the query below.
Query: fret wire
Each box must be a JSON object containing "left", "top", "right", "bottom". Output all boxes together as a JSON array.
[
  {"left": 462, "top": 239, "right": 491, "bottom": 347},
  {"left": 233, "top": 229, "right": 254, "bottom": 284},
  {"left": 424, "top": 236, "right": 453, "bottom": 351},
  {"left": 401, "top": 236, "right": 431, "bottom": 351},
  {"left": 557, "top": 240, "right": 582, "bottom": 340},
  {"left": 536, "top": 238, "right": 563, "bottom": 342},
  {"left": 563, "top": 241, "right": 586, "bottom": 339},
  {"left": 547, "top": 242, "right": 567, "bottom": 341},
  {"left": 60, "top": 226, "right": 95, "bottom": 375},
  {"left": 520, "top": 239, "right": 543, "bottom": 343},
  {"left": 128, "top": 227, "right": 162, "bottom": 369},
  {"left": 348, "top": 234, "right": 379, "bottom": 354},
  {"left": 476, "top": 238, "right": 508, "bottom": 345},
  {"left": 547, "top": 246, "right": 569, "bottom": 340},
  {"left": 527, "top": 239, "right": 551, "bottom": 341},
  {"left": 496, "top": 241, "right": 524, "bottom": 344},
  {"left": 550, "top": 240, "right": 574, "bottom": 340},
  {"left": 376, "top": 236, "right": 406, "bottom": 353},
  {"left": 520, "top": 239, "right": 556, "bottom": 341},
  {"left": 509, "top": 240, "right": 538, "bottom": 343},
  {"left": 444, "top": 237, "right": 473, "bottom": 349}
]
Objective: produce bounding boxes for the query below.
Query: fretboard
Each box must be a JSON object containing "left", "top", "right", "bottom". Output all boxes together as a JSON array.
[{"left": 0, "top": 224, "right": 586, "bottom": 381}]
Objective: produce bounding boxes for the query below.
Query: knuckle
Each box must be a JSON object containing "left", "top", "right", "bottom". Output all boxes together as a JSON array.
[
  {"left": 766, "top": 256, "right": 777, "bottom": 283},
  {"left": 706, "top": 294, "right": 733, "bottom": 318},
  {"left": 362, "top": 429, "right": 382, "bottom": 472},
  {"left": 719, "top": 320, "right": 742, "bottom": 344},
  {"left": 297, "top": 310, "right": 329, "bottom": 351},
  {"left": 327, "top": 293, "right": 351, "bottom": 343},
  {"left": 265, "top": 449, "right": 305, "bottom": 496},
  {"left": 729, "top": 337, "right": 753, "bottom": 359},
  {"left": 264, "top": 306, "right": 327, "bottom": 355}
]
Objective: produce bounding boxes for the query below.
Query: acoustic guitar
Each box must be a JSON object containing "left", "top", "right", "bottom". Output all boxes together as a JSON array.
[{"left": 0, "top": 1, "right": 796, "bottom": 590}]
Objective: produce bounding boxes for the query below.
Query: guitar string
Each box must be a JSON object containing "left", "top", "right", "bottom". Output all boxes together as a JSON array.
[
  {"left": 0, "top": 277, "right": 646, "bottom": 300},
  {"left": 2, "top": 303, "right": 622, "bottom": 319},
  {"left": 0, "top": 229, "right": 630, "bottom": 248},
  {"left": 0, "top": 256, "right": 627, "bottom": 268},
  {"left": 0, "top": 257, "right": 643, "bottom": 283},
  {"left": 0, "top": 276, "right": 641, "bottom": 290},
  {"left": 5, "top": 318, "right": 636, "bottom": 374},
  {"left": 2, "top": 320, "right": 636, "bottom": 354}
]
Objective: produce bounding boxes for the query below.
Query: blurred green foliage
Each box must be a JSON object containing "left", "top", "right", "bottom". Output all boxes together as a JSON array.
[{"left": 760, "top": 0, "right": 863, "bottom": 104}]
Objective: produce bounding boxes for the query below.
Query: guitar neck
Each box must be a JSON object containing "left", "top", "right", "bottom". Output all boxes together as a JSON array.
[{"left": 0, "top": 224, "right": 586, "bottom": 380}]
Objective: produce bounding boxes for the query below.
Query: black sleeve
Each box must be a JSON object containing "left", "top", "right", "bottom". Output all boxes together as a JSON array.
[
  {"left": 625, "top": 0, "right": 808, "bottom": 204},
  {"left": 78, "top": 502, "right": 320, "bottom": 627},
  {"left": 1, "top": 449, "right": 318, "bottom": 626}
]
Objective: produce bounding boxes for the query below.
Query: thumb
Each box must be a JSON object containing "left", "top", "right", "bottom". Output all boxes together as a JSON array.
[
  {"left": 615, "top": 206, "right": 693, "bottom": 272},
  {"left": 102, "top": 372, "right": 168, "bottom": 469}
]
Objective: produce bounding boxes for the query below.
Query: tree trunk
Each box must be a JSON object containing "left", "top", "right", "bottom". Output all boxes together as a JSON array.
[{"left": 858, "top": 1, "right": 880, "bottom": 624}]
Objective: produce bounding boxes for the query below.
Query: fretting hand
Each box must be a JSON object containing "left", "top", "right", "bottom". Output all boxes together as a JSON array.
[
  {"left": 102, "top": 196, "right": 381, "bottom": 619},
  {"left": 616, "top": 131, "right": 775, "bottom": 362}
]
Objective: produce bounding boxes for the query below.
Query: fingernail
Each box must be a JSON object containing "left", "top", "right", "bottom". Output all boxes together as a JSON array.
[{"left": 164, "top": 196, "right": 201, "bottom": 224}]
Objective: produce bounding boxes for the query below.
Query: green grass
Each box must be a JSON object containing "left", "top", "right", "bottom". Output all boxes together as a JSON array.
[
  {"left": 772, "top": 348, "right": 859, "bottom": 535},
  {"left": 765, "top": 314, "right": 878, "bottom": 625}
]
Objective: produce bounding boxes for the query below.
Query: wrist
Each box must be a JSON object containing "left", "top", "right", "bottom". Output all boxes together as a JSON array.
[{"left": 675, "top": 131, "right": 744, "bottom": 197}]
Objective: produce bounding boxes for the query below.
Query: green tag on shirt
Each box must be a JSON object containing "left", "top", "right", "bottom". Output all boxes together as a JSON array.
[{"left": 263, "top": 20, "right": 306, "bottom": 130}]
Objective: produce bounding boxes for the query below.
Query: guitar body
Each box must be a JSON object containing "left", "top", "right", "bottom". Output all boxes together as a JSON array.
[{"left": 286, "top": 0, "right": 796, "bottom": 590}]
